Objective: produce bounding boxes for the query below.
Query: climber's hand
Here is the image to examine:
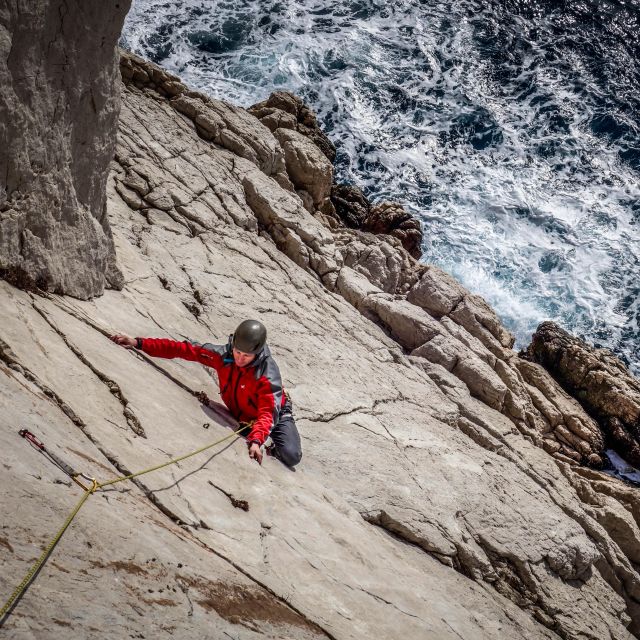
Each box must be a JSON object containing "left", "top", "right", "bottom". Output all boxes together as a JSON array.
[
  {"left": 248, "top": 442, "right": 263, "bottom": 465},
  {"left": 110, "top": 334, "right": 136, "bottom": 349}
]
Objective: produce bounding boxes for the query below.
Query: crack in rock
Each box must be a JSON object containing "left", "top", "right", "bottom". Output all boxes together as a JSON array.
[
  {"left": 303, "top": 394, "right": 402, "bottom": 424},
  {"left": 49, "top": 294, "right": 205, "bottom": 404},
  {"left": 0, "top": 336, "right": 85, "bottom": 428},
  {"left": 303, "top": 404, "right": 372, "bottom": 423},
  {"left": 361, "top": 509, "right": 456, "bottom": 567},
  {"left": 176, "top": 578, "right": 194, "bottom": 617},
  {"left": 31, "top": 302, "right": 146, "bottom": 438},
  {"left": 207, "top": 480, "right": 249, "bottom": 511},
  {"left": 355, "top": 585, "right": 421, "bottom": 620}
]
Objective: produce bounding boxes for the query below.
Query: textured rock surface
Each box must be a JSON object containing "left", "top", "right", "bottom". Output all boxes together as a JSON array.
[
  {"left": 273, "top": 128, "right": 334, "bottom": 211},
  {"left": 249, "top": 90, "right": 336, "bottom": 163},
  {"left": 524, "top": 321, "right": 640, "bottom": 467},
  {"left": 363, "top": 202, "right": 423, "bottom": 259},
  {"left": 250, "top": 92, "right": 423, "bottom": 257},
  {"left": 331, "top": 184, "right": 370, "bottom": 228},
  {"left": 0, "top": 0, "right": 130, "bottom": 298},
  {"left": 1, "top": 52, "right": 640, "bottom": 639}
]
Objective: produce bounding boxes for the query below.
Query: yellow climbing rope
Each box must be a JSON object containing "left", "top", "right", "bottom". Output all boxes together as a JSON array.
[
  {"left": 0, "top": 478, "right": 98, "bottom": 621},
  {"left": 0, "top": 426, "right": 245, "bottom": 625},
  {"left": 99, "top": 427, "right": 243, "bottom": 488}
]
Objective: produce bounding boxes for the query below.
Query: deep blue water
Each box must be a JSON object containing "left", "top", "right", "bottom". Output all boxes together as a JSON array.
[{"left": 122, "top": 0, "right": 640, "bottom": 374}]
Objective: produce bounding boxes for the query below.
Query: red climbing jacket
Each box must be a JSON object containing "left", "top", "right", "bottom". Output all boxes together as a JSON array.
[{"left": 138, "top": 337, "right": 286, "bottom": 446}]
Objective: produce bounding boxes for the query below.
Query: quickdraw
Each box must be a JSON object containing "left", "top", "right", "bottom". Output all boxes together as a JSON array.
[
  {"left": 1, "top": 425, "right": 245, "bottom": 627},
  {"left": 18, "top": 429, "right": 96, "bottom": 492}
]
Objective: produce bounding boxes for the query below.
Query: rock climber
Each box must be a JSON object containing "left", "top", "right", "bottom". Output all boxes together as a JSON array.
[{"left": 110, "top": 320, "right": 302, "bottom": 468}]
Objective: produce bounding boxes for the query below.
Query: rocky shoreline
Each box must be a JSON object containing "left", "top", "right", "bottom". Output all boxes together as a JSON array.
[
  {"left": 524, "top": 322, "right": 640, "bottom": 470},
  {"left": 121, "top": 51, "right": 640, "bottom": 476},
  {"left": 2, "top": 14, "right": 640, "bottom": 638},
  {"left": 133, "top": 54, "right": 609, "bottom": 465}
]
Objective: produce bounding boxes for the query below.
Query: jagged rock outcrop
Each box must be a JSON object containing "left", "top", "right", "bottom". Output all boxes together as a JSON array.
[
  {"left": 0, "top": 0, "right": 130, "bottom": 298},
  {"left": 2, "top": 51, "right": 640, "bottom": 639},
  {"left": 331, "top": 250, "right": 605, "bottom": 468},
  {"left": 331, "top": 184, "right": 370, "bottom": 228},
  {"left": 273, "top": 127, "right": 334, "bottom": 214},
  {"left": 330, "top": 184, "right": 423, "bottom": 259},
  {"left": 362, "top": 202, "right": 423, "bottom": 259},
  {"left": 250, "top": 93, "right": 423, "bottom": 258},
  {"left": 524, "top": 321, "right": 640, "bottom": 467},
  {"left": 248, "top": 90, "right": 336, "bottom": 163}
]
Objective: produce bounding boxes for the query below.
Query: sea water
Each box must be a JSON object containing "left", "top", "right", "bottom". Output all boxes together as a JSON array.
[{"left": 122, "top": 0, "right": 640, "bottom": 377}]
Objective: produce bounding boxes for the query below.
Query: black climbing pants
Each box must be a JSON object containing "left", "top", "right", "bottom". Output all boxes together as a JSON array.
[
  {"left": 240, "top": 397, "right": 302, "bottom": 467},
  {"left": 270, "top": 397, "right": 302, "bottom": 467}
]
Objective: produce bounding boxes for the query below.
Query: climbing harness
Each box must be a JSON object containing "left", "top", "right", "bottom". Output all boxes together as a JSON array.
[{"left": 0, "top": 424, "right": 246, "bottom": 626}]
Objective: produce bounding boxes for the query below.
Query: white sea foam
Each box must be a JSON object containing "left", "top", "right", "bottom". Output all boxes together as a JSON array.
[{"left": 123, "top": 0, "right": 640, "bottom": 371}]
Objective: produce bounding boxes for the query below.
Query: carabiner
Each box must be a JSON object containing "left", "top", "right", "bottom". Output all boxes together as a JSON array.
[{"left": 72, "top": 473, "right": 98, "bottom": 493}]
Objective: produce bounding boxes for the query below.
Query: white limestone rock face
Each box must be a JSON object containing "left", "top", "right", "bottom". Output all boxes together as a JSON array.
[
  {"left": 1, "top": 52, "right": 639, "bottom": 639},
  {"left": 273, "top": 127, "right": 334, "bottom": 210},
  {"left": 337, "top": 253, "right": 605, "bottom": 468},
  {"left": 0, "top": 0, "right": 130, "bottom": 298}
]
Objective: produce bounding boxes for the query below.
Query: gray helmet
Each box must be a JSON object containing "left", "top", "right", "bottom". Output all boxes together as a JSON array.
[{"left": 233, "top": 319, "right": 267, "bottom": 354}]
